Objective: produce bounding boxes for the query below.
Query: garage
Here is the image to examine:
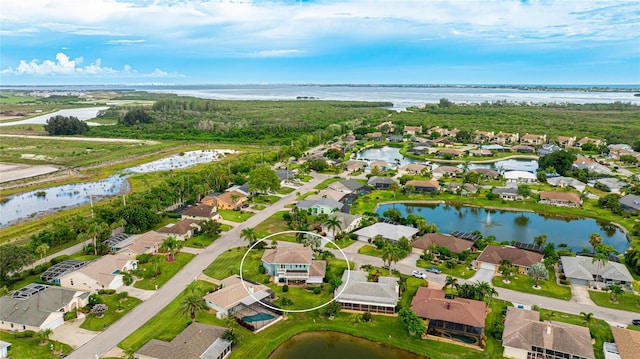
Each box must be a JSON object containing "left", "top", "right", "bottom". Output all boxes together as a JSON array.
[{"left": 478, "top": 261, "right": 497, "bottom": 272}]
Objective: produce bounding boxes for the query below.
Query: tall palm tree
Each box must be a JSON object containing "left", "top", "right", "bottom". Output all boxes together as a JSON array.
[
  {"left": 444, "top": 276, "right": 459, "bottom": 297},
  {"left": 589, "top": 233, "right": 603, "bottom": 253},
  {"left": 389, "top": 245, "right": 401, "bottom": 270},
  {"left": 592, "top": 252, "right": 608, "bottom": 289},
  {"left": 475, "top": 281, "right": 492, "bottom": 301},
  {"left": 240, "top": 227, "right": 257, "bottom": 246},
  {"left": 533, "top": 234, "right": 548, "bottom": 247},
  {"left": 323, "top": 216, "right": 342, "bottom": 239},
  {"left": 381, "top": 241, "right": 394, "bottom": 268},
  {"left": 180, "top": 293, "right": 206, "bottom": 322},
  {"left": 580, "top": 312, "right": 595, "bottom": 325}
]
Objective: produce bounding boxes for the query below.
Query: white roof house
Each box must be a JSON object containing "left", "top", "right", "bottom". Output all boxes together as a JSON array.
[
  {"left": 335, "top": 270, "right": 399, "bottom": 314},
  {"left": 353, "top": 222, "right": 419, "bottom": 243},
  {"left": 561, "top": 256, "right": 633, "bottom": 287},
  {"left": 503, "top": 170, "right": 537, "bottom": 184}
]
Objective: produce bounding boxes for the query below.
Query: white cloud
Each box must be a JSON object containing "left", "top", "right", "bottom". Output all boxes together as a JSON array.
[
  {"left": 254, "top": 49, "right": 304, "bottom": 58},
  {"left": 106, "top": 39, "right": 146, "bottom": 45}
]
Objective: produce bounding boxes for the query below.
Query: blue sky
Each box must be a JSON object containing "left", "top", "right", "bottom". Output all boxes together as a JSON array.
[{"left": 1, "top": 0, "right": 639, "bottom": 85}]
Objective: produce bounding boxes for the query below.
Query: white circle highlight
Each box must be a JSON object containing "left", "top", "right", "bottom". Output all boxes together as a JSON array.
[{"left": 239, "top": 230, "right": 351, "bottom": 313}]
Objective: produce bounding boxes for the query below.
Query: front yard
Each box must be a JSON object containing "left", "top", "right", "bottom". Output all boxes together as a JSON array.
[
  {"left": 133, "top": 252, "right": 195, "bottom": 290},
  {"left": 218, "top": 209, "right": 254, "bottom": 222},
  {"left": 492, "top": 269, "right": 571, "bottom": 300},
  {"left": 0, "top": 331, "right": 73, "bottom": 359},
  {"left": 80, "top": 293, "right": 142, "bottom": 331},
  {"left": 416, "top": 257, "right": 477, "bottom": 279},
  {"left": 253, "top": 211, "right": 296, "bottom": 242},
  {"left": 589, "top": 289, "right": 640, "bottom": 313}
]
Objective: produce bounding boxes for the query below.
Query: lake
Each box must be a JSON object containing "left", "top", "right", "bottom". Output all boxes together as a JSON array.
[
  {"left": 0, "top": 149, "right": 234, "bottom": 227},
  {"left": 376, "top": 203, "right": 629, "bottom": 253},
  {"left": 268, "top": 331, "right": 427, "bottom": 359}
]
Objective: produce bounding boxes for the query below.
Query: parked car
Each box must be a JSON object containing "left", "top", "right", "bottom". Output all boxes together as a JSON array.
[
  {"left": 424, "top": 267, "right": 442, "bottom": 274},
  {"left": 632, "top": 319, "right": 640, "bottom": 326},
  {"left": 412, "top": 270, "right": 426, "bottom": 279}
]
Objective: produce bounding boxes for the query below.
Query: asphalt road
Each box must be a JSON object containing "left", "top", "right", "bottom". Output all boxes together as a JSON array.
[{"left": 66, "top": 173, "right": 329, "bottom": 359}]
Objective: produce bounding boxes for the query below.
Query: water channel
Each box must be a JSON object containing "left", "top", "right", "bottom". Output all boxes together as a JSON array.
[
  {"left": 377, "top": 203, "right": 629, "bottom": 253},
  {"left": 0, "top": 149, "right": 234, "bottom": 227},
  {"left": 268, "top": 331, "right": 427, "bottom": 359}
]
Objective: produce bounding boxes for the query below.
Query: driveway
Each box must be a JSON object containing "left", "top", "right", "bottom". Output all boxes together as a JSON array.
[
  {"left": 570, "top": 284, "right": 596, "bottom": 306},
  {"left": 469, "top": 268, "right": 495, "bottom": 283},
  {"left": 51, "top": 316, "right": 99, "bottom": 349}
]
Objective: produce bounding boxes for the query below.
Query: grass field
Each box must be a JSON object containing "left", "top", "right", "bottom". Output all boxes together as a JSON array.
[
  {"left": 0, "top": 331, "right": 73, "bottom": 359},
  {"left": 80, "top": 293, "right": 142, "bottom": 331},
  {"left": 492, "top": 269, "right": 571, "bottom": 300},
  {"left": 416, "top": 258, "right": 476, "bottom": 279},
  {"left": 218, "top": 209, "right": 254, "bottom": 222},
  {"left": 133, "top": 253, "right": 195, "bottom": 290},
  {"left": 253, "top": 211, "right": 296, "bottom": 242},
  {"left": 203, "top": 247, "right": 252, "bottom": 280},
  {"left": 589, "top": 289, "right": 640, "bottom": 313}
]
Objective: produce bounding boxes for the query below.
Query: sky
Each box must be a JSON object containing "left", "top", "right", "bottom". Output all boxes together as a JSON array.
[{"left": 1, "top": 0, "right": 639, "bottom": 85}]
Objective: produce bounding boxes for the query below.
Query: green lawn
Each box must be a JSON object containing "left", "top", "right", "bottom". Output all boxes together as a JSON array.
[
  {"left": 358, "top": 244, "right": 383, "bottom": 257},
  {"left": 251, "top": 195, "right": 281, "bottom": 204},
  {"left": 133, "top": 252, "right": 195, "bottom": 290},
  {"left": 277, "top": 187, "right": 295, "bottom": 194},
  {"left": 485, "top": 299, "right": 510, "bottom": 358},
  {"left": 492, "top": 268, "right": 571, "bottom": 300},
  {"left": 218, "top": 209, "right": 254, "bottom": 222},
  {"left": 416, "top": 258, "right": 476, "bottom": 279},
  {"left": 182, "top": 233, "right": 219, "bottom": 248},
  {"left": 253, "top": 212, "right": 296, "bottom": 242},
  {"left": 80, "top": 293, "right": 142, "bottom": 331},
  {"left": 204, "top": 247, "right": 257, "bottom": 280},
  {"left": 589, "top": 289, "right": 640, "bottom": 313},
  {"left": 0, "top": 332, "right": 73, "bottom": 359},
  {"left": 400, "top": 277, "right": 427, "bottom": 309},
  {"left": 327, "top": 237, "right": 357, "bottom": 249},
  {"left": 314, "top": 177, "right": 343, "bottom": 190}
]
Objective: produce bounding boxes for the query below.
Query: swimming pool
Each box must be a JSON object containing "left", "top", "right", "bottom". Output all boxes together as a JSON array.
[{"left": 242, "top": 312, "right": 275, "bottom": 322}]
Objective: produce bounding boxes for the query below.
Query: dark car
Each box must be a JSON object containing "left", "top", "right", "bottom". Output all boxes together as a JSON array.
[{"left": 632, "top": 319, "right": 640, "bottom": 326}]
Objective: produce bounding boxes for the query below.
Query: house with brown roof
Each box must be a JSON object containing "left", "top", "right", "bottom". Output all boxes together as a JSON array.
[
  {"left": 502, "top": 307, "right": 595, "bottom": 359},
  {"left": 399, "top": 163, "right": 429, "bottom": 174},
  {"left": 473, "top": 130, "right": 494, "bottom": 144},
  {"left": 405, "top": 179, "right": 440, "bottom": 193},
  {"left": 437, "top": 148, "right": 464, "bottom": 158},
  {"left": 403, "top": 125, "right": 422, "bottom": 136},
  {"left": 157, "top": 219, "right": 202, "bottom": 241},
  {"left": 471, "top": 168, "right": 500, "bottom": 179},
  {"left": 539, "top": 191, "right": 582, "bottom": 207},
  {"left": 511, "top": 144, "right": 536, "bottom": 153},
  {"left": 469, "top": 149, "right": 493, "bottom": 157},
  {"left": 215, "top": 190, "right": 247, "bottom": 210},
  {"left": 432, "top": 137, "right": 453, "bottom": 146},
  {"left": 375, "top": 121, "right": 394, "bottom": 133},
  {"left": 557, "top": 136, "right": 576, "bottom": 148},
  {"left": 366, "top": 131, "right": 384, "bottom": 141},
  {"left": 204, "top": 275, "right": 272, "bottom": 319},
  {"left": 476, "top": 245, "right": 543, "bottom": 273},
  {"left": 444, "top": 182, "right": 478, "bottom": 196},
  {"left": 179, "top": 204, "right": 220, "bottom": 221},
  {"left": 261, "top": 247, "right": 326, "bottom": 285},
  {"left": 433, "top": 165, "right": 462, "bottom": 178},
  {"left": 520, "top": 133, "right": 547, "bottom": 146},
  {"left": 136, "top": 322, "right": 232, "bottom": 359},
  {"left": 112, "top": 230, "right": 165, "bottom": 254},
  {"left": 59, "top": 251, "right": 138, "bottom": 291},
  {"left": 577, "top": 136, "right": 604, "bottom": 148},
  {"left": 411, "top": 233, "right": 474, "bottom": 255},
  {"left": 411, "top": 287, "right": 487, "bottom": 346},
  {"left": 610, "top": 326, "right": 640, "bottom": 359},
  {"left": 492, "top": 131, "right": 519, "bottom": 145}
]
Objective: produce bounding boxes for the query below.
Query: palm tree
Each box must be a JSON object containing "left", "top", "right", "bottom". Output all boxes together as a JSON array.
[
  {"left": 485, "top": 286, "right": 499, "bottom": 306},
  {"left": 589, "top": 233, "right": 602, "bottom": 253},
  {"left": 323, "top": 216, "right": 342, "bottom": 239},
  {"left": 388, "top": 245, "right": 401, "bottom": 270},
  {"left": 389, "top": 182, "right": 400, "bottom": 199},
  {"left": 37, "top": 328, "right": 52, "bottom": 345},
  {"left": 475, "top": 281, "right": 492, "bottom": 301},
  {"left": 162, "top": 236, "right": 182, "bottom": 261},
  {"left": 240, "top": 227, "right": 257, "bottom": 246},
  {"left": 533, "top": 234, "right": 548, "bottom": 247},
  {"left": 180, "top": 293, "right": 206, "bottom": 322},
  {"left": 444, "top": 276, "right": 459, "bottom": 296},
  {"left": 500, "top": 264, "right": 515, "bottom": 283},
  {"left": 580, "top": 312, "right": 595, "bottom": 325},
  {"left": 381, "top": 241, "right": 394, "bottom": 268},
  {"left": 35, "top": 243, "right": 49, "bottom": 260},
  {"left": 606, "top": 284, "right": 624, "bottom": 303},
  {"left": 592, "top": 252, "right": 608, "bottom": 289}
]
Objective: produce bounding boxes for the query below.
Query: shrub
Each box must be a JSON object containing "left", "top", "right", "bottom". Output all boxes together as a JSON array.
[
  {"left": 136, "top": 253, "right": 152, "bottom": 264},
  {"left": 362, "top": 311, "right": 372, "bottom": 322},
  {"left": 88, "top": 294, "right": 102, "bottom": 306},
  {"left": 64, "top": 311, "right": 77, "bottom": 321},
  {"left": 313, "top": 287, "right": 321, "bottom": 295},
  {"left": 282, "top": 285, "right": 289, "bottom": 293},
  {"left": 14, "top": 330, "right": 36, "bottom": 338},
  {"left": 98, "top": 289, "right": 116, "bottom": 295},
  {"left": 91, "top": 304, "right": 108, "bottom": 317},
  {"left": 50, "top": 255, "right": 71, "bottom": 265},
  {"left": 258, "top": 264, "right": 266, "bottom": 274}
]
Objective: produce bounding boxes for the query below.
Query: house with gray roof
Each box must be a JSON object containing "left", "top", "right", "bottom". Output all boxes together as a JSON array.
[
  {"left": 136, "top": 322, "right": 232, "bottom": 359},
  {"left": 0, "top": 284, "right": 89, "bottom": 332},
  {"left": 619, "top": 194, "right": 640, "bottom": 213},
  {"left": 492, "top": 187, "right": 524, "bottom": 201},
  {"left": 353, "top": 222, "right": 419, "bottom": 243},
  {"left": 547, "top": 176, "right": 586, "bottom": 191},
  {"left": 327, "top": 179, "right": 370, "bottom": 194},
  {"left": 295, "top": 198, "right": 344, "bottom": 214},
  {"left": 335, "top": 270, "right": 399, "bottom": 314},
  {"left": 560, "top": 256, "right": 633, "bottom": 288},
  {"left": 502, "top": 307, "right": 595, "bottom": 359},
  {"left": 592, "top": 178, "right": 627, "bottom": 193},
  {"left": 262, "top": 246, "right": 326, "bottom": 285},
  {"left": 320, "top": 212, "right": 363, "bottom": 238},
  {"left": 367, "top": 176, "right": 399, "bottom": 189}
]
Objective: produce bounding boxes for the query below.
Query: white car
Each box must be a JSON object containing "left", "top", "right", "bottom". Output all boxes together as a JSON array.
[{"left": 412, "top": 270, "right": 426, "bottom": 279}]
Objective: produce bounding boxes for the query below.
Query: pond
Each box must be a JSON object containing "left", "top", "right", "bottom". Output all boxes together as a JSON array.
[
  {"left": 357, "top": 146, "right": 538, "bottom": 172},
  {"left": 0, "top": 149, "right": 235, "bottom": 227},
  {"left": 376, "top": 203, "right": 629, "bottom": 253},
  {"left": 268, "top": 331, "right": 427, "bottom": 359}
]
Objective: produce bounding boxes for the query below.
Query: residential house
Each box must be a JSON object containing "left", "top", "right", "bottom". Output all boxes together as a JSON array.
[
  {"left": 327, "top": 179, "right": 370, "bottom": 194},
  {"left": 0, "top": 341, "right": 9, "bottom": 358},
  {"left": 295, "top": 198, "right": 343, "bottom": 214},
  {"left": 368, "top": 160, "right": 393, "bottom": 172},
  {"left": 399, "top": 163, "right": 429, "bottom": 174},
  {"left": 619, "top": 194, "right": 640, "bottom": 213},
  {"left": 411, "top": 288, "right": 487, "bottom": 346},
  {"left": 469, "top": 149, "right": 493, "bottom": 157},
  {"left": 112, "top": 230, "right": 165, "bottom": 254},
  {"left": 592, "top": 178, "right": 626, "bottom": 193},
  {"left": 471, "top": 168, "right": 500, "bottom": 179},
  {"left": 40, "top": 260, "right": 90, "bottom": 285},
  {"left": 432, "top": 165, "right": 462, "bottom": 178},
  {"left": 200, "top": 195, "right": 216, "bottom": 207},
  {"left": 502, "top": 307, "right": 595, "bottom": 359},
  {"left": 411, "top": 233, "right": 474, "bottom": 255},
  {"left": 335, "top": 270, "right": 399, "bottom": 314},
  {"left": 492, "top": 132, "right": 519, "bottom": 145},
  {"left": 437, "top": 148, "right": 464, "bottom": 158},
  {"left": 305, "top": 189, "right": 346, "bottom": 202},
  {"left": 226, "top": 183, "right": 250, "bottom": 197},
  {"left": 353, "top": 222, "right": 419, "bottom": 243},
  {"left": 610, "top": 326, "right": 640, "bottom": 359},
  {"left": 432, "top": 138, "right": 453, "bottom": 147},
  {"left": 405, "top": 179, "right": 440, "bottom": 193},
  {"left": 476, "top": 245, "right": 543, "bottom": 273},
  {"left": 557, "top": 136, "right": 576, "bottom": 148},
  {"left": 0, "top": 284, "right": 89, "bottom": 332},
  {"left": 203, "top": 275, "right": 272, "bottom": 319},
  {"left": 573, "top": 156, "right": 612, "bottom": 175},
  {"left": 539, "top": 191, "right": 582, "bottom": 207},
  {"left": 320, "top": 212, "right": 363, "bottom": 238},
  {"left": 546, "top": 176, "right": 587, "bottom": 191},
  {"left": 427, "top": 126, "right": 447, "bottom": 137},
  {"left": 504, "top": 170, "right": 537, "bottom": 184},
  {"left": 136, "top": 322, "right": 232, "bottom": 359},
  {"left": 344, "top": 160, "right": 368, "bottom": 172},
  {"left": 481, "top": 144, "right": 511, "bottom": 153},
  {"left": 59, "top": 251, "right": 138, "bottom": 291},
  {"left": 577, "top": 137, "right": 604, "bottom": 148},
  {"left": 375, "top": 121, "right": 394, "bottom": 133},
  {"left": 179, "top": 203, "right": 220, "bottom": 221},
  {"left": 473, "top": 130, "right": 494, "bottom": 144},
  {"left": 407, "top": 145, "right": 430, "bottom": 155},
  {"left": 538, "top": 144, "right": 562, "bottom": 156},
  {"left": 157, "top": 219, "right": 202, "bottom": 241},
  {"left": 492, "top": 187, "right": 524, "bottom": 201},
  {"left": 261, "top": 247, "right": 326, "bottom": 285},
  {"left": 403, "top": 125, "right": 422, "bottom": 136},
  {"left": 387, "top": 135, "right": 404, "bottom": 143},
  {"left": 520, "top": 133, "right": 547, "bottom": 146},
  {"left": 343, "top": 133, "right": 357, "bottom": 143},
  {"left": 367, "top": 176, "right": 400, "bottom": 189},
  {"left": 366, "top": 132, "right": 384, "bottom": 141},
  {"left": 215, "top": 190, "right": 248, "bottom": 210},
  {"left": 560, "top": 256, "right": 633, "bottom": 287},
  {"left": 511, "top": 144, "right": 536, "bottom": 153},
  {"left": 444, "top": 182, "right": 478, "bottom": 196}
]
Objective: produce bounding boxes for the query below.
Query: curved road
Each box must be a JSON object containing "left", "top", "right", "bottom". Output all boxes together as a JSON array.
[{"left": 66, "top": 173, "right": 329, "bottom": 359}]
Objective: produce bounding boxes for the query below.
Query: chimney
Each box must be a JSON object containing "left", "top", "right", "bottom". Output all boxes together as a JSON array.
[
  {"left": 446, "top": 302, "right": 451, "bottom": 310},
  {"left": 249, "top": 286, "right": 254, "bottom": 294},
  {"left": 546, "top": 324, "right": 552, "bottom": 335}
]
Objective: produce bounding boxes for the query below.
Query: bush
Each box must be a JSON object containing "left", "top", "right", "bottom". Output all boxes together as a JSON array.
[
  {"left": 14, "top": 330, "right": 36, "bottom": 338},
  {"left": 137, "top": 253, "right": 152, "bottom": 264},
  {"left": 258, "top": 264, "right": 266, "bottom": 274},
  {"left": 559, "top": 279, "right": 570, "bottom": 285},
  {"left": 50, "top": 255, "right": 71, "bottom": 265},
  {"left": 88, "top": 294, "right": 102, "bottom": 306},
  {"left": 362, "top": 311, "right": 372, "bottom": 322},
  {"left": 97, "top": 289, "right": 116, "bottom": 295},
  {"left": 64, "top": 311, "right": 77, "bottom": 321},
  {"left": 91, "top": 304, "right": 108, "bottom": 317},
  {"left": 313, "top": 287, "right": 321, "bottom": 295},
  {"left": 282, "top": 285, "right": 289, "bottom": 293}
]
